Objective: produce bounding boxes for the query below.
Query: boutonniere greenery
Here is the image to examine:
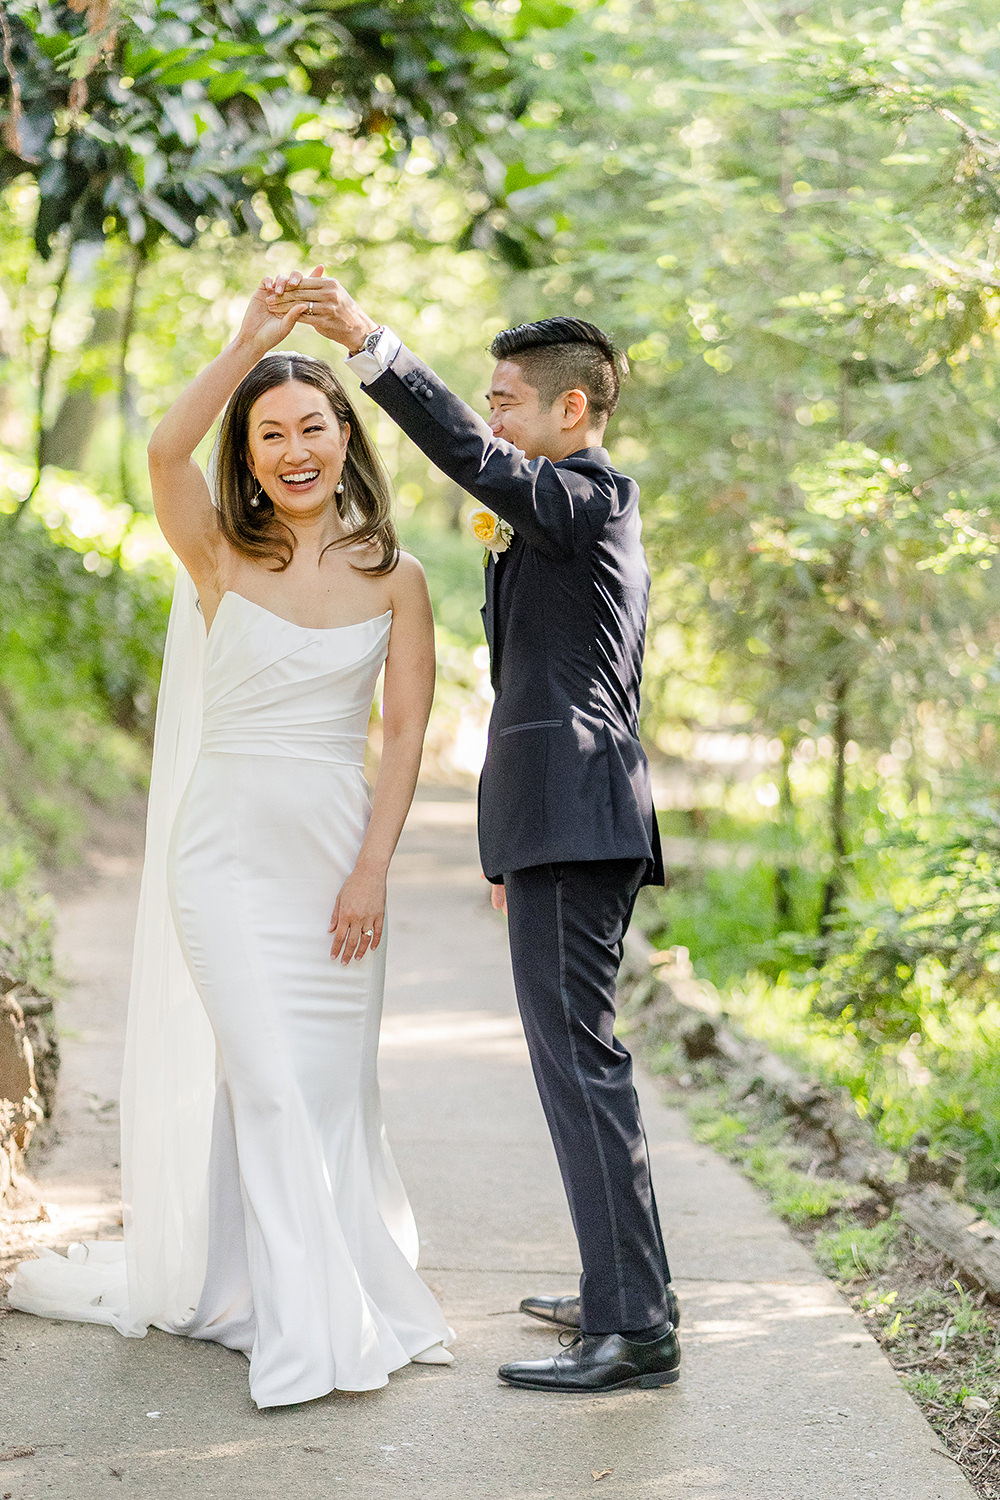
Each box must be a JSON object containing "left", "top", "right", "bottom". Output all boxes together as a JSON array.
[{"left": 469, "top": 507, "right": 514, "bottom": 567}]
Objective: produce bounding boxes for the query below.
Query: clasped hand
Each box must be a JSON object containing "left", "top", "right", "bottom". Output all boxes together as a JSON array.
[{"left": 262, "top": 267, "right": 377, "bottom": 352}]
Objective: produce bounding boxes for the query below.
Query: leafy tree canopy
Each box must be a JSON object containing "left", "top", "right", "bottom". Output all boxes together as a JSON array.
[{"left": 0, "top": 0, "right": 551, "bottom": 256}]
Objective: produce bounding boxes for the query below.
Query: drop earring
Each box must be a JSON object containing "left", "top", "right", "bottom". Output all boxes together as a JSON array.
[
  {"left": 335, "top": 480, "right": 345, "bottom": 495},
  {"left": 250, "top": 486, "right": 262, "bottom": 508}
]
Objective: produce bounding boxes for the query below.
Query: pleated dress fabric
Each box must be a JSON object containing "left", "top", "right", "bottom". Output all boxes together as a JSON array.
[{"left": 166, "top": 591, "right": 451, "bottom": 1405}]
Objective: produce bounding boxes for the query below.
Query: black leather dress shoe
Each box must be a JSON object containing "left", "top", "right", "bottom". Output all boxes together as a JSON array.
[
  {"left": 498, "top": 1328, "right": 681, "bottom": 1393},
  {"left": 519, "top": 1285, "right": 681, "bottom": 1331}
]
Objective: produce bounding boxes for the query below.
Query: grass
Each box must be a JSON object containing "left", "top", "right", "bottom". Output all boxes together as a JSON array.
[
  {"left": 744, "top": 1147, "right": 851, "bottom": 1225},
  {"left": 814, "top": 1214, "right": 902, "bottom": 1279},
  {"left": 686, "top": 1096, "right": 854, "bottom": 1226},
  {"left": 706, "top": 969, "right": 1000, "bottom": 1218},
  {"left": 901, "top": 1370, "right": 951, "bottom": 1404},
  {"left": 0, "top": 820, "right": 57, "bottom": 993},
  {"left": 859, "top": 1271, "right": 1000, "bottom": 1425},
  {"left": 646, "top": 854, "right": 825, "bottom": 989}
]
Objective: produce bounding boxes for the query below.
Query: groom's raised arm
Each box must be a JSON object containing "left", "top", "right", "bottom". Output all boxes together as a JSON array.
[
  {"left": 361, "top": 339, "right": 616, "bottom": 557},
  {"left": 264, "top": 274, "right": 615, "bottom": 557}
]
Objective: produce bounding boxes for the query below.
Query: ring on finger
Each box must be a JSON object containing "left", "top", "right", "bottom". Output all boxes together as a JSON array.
[{"left": 362, "top": 927, "right": 374, "bottom": 938}]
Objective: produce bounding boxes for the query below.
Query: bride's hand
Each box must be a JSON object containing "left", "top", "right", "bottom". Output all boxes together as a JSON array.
[
  {"left": 233, "top": 280, "right": 308, "bottom": 356},
  {"left": 329, "top": 864, "right": 386, "bottom": 964},
  {"left": 265, "top": 266, "right": 379, "bottom": 351}
]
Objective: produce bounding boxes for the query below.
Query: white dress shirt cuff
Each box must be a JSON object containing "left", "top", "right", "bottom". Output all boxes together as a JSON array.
[{"left": 344, "top": 327, "right": 402, "bottom": 385}]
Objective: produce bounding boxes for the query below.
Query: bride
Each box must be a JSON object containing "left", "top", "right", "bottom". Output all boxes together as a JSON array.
[{"left": 7, "top": 280, "right": 454, "bottom": 1406}]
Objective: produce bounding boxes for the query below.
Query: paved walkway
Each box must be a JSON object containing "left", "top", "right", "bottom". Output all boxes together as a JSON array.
[{"left": 1, "top": 790, "right": 975, "bottom": 1499}]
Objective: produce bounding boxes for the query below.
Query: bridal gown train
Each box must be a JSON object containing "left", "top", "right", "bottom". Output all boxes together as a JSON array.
[{"left": 7, "top": 582, "right": 453, "bottom": 1408}]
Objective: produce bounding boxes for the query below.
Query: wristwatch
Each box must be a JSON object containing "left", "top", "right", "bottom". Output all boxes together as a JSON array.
[
  {"left": 344, "top": 325, "right": 401, "bottom": 384},
  {"left": 355, "top": 325, "right": 384, "bottom": 357}
]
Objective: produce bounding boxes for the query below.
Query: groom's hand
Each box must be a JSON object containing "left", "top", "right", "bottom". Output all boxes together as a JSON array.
[{"left": 263, "top": 267, "right": 379, "bottom": 353}]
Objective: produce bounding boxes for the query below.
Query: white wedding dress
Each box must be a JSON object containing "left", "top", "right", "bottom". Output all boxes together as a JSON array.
[{"left": 7, "top": 571, "right": 453, "bottom": 1408}]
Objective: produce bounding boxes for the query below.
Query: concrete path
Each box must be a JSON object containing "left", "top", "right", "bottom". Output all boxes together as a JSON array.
[{"left": 1, "top": 790, "right": 975, "bottom": 1500}]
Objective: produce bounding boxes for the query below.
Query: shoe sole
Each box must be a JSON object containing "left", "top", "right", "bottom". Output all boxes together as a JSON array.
[
  {"left": 498, "top": 1367, "right": 680, "bottom": 1393},
  {"left": 520, "top": 1308, "right": 575, "bottom": 1327},
  {"left": 521, "top": 1303, "right": 681, "bottom": 1331}
]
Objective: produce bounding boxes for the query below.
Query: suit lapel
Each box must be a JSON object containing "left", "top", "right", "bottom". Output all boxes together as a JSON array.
[
  {"left": 483, "top": 551, "right": 500, "bottom": 653},
  {"left": 484, "top": 550, "right": 506, "bottom": 692},
  {"left": 484, "top": 540, "right": 523, "bottom": 694}
]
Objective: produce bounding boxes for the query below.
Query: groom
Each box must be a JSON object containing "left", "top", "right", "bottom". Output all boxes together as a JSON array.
[{"left": 266, "top": 273, "right": 680, "bottom": 1393}]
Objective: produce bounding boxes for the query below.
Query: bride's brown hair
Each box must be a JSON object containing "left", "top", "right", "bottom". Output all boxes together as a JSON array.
[{"left": 213, "top": 352, "right": 399, "bottom": 575}]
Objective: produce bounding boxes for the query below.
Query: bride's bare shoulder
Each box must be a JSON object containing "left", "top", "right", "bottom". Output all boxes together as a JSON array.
[
  {"left": 387, "top": 550, "right": 432, "bottom": 618},
  {"left": 392, "top": 549, "right": 427, "bottom": 583}
]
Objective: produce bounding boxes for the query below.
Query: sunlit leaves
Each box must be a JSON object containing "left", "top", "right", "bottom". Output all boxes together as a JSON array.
[
  {"left": 0, "top": 0, "right": 561, "bottom": 258},
  {"left": 509, "top": 0, "right": 577, "bottom": 41}
]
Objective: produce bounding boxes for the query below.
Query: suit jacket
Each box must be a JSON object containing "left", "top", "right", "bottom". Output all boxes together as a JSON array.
[{"left": 363, "top": 344, "right": 664, "bottom": 886}]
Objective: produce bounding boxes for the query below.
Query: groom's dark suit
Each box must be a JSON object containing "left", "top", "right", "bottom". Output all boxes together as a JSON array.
[{"left": 362, "top": 344, "right": 673, "bottom": 1335}]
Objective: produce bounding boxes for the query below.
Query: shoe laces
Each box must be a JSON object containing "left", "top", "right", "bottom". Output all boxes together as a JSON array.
[{"left": 558, "top": 1329, "right": 583, "bottom": 1349}]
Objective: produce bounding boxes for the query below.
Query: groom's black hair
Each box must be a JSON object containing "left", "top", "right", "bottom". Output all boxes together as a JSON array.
[{"left": 489, "top": 317, "right": 627, "bottom": 425}]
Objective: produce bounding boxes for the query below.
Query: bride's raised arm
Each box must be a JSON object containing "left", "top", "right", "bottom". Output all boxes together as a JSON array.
[{"left": 146, "top": 281, "right": 308, "bottom": 581}]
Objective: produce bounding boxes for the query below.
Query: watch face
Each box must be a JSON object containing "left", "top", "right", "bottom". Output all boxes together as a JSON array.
[{"left": 365, "top": 330, "right": 381, "bottom": 353}]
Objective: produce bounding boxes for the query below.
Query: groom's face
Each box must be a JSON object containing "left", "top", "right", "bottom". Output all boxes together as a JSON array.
[{"left": 487, "top": 360, "right": 564, "bottom": 461}]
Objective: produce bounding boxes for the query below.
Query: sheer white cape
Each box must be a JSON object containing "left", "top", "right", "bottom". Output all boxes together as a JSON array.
[{"left": 6, "top": 566, "right": 216, "bottom": 1333}]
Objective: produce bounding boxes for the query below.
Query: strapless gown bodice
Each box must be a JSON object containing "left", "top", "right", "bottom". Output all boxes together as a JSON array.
[{"left": 199, "top": 591, "right": 392, "bottom": 762}]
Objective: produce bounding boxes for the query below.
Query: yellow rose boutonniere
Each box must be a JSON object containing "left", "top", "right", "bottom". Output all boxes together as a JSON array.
[{"left": 469, "top": 507, "right": 514, "bottom": 567}]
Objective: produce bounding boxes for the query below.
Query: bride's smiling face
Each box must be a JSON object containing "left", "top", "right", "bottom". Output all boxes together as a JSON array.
[{"left": 245, "top": 380, "right": 350, "bottom": 514}]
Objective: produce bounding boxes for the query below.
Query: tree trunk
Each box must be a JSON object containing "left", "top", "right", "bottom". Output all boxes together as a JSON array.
[
  {"left": 117, "top": 244, "right": 145, "bottom": 506},
  {"left": 8, "top": 228, "right": 76, "bottom": 527},
  {"left": 443, "top": 479, "right": 466, "bottom": 532},
  {"left": 820, "top": 672, "right": 850, "bottom": 930},
  {"left": 774, "top": 732, "right": 795, "bottom": 927},
  {"left": 42, "top": 306, "right": 123, "bottom": 472}
]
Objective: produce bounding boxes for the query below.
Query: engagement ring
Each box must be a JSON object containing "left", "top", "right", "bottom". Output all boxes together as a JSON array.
[{"left": 362, "top": 928, "right": 374, "bottom": 938}]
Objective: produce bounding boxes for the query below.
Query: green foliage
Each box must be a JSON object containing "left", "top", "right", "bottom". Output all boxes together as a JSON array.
[
  {"left": 0, "top": 0, "right": 527, "bottom": 257},
  {"left": 0, "top": 464, "right": 158, "bottom": 994},
  {"left": 742, "top": 1144, "right": 852, "bottom": 1225},
  {"left": 687, "top": 1097, "right": 853, "bottom": 1224},
  {"left": 817, "top": 803, "right": 1000, "bottom": 1039},
  {"left": 648, "top": 850, "right": 822, "bottom": 988},
  {"left": 792, "top": 806, "right": 1000, "bottom": 1204},
  {"left": 652, "top": 795, "right": 1000, "bottom": 1205},
  {"left": 814, "top": 1213, "right": 901, "bottom": 1279},
  {"left": 398, "top": 511, "right": 487, "bottom": 652},
  {"left": 0, "top": 828, "right": 57, "bottom": 993},
  {"left": 902, "top": 1370, "right": 951, "bottom": 1405},
  {"left": 0, "top": 455, "right": 170, "bottom": 855},
  {"left": 701, "top": 960, "right": 1000, "bottom": 1212},
  {"left": 942, "top": 1280, "right": 992, "bottom": 1340},
  {"left": 483, "top": 0, "right": 1000, "bottom": 913},
  {"left": 687, "top": 1102, "right": 749, "bottom": 1152}
]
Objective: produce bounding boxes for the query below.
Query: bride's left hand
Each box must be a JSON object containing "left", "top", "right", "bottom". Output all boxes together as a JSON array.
[
  {"left": 264, "top": 266, "right": 378, "bottom": 350},
  {"left": 329, "top": 865, "right": 386, "bottom": 963}
]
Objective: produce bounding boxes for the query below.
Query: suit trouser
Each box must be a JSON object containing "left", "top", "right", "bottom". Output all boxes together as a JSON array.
[{"left": 503, "top": 859, "right": 672, "bottom": 1334}]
